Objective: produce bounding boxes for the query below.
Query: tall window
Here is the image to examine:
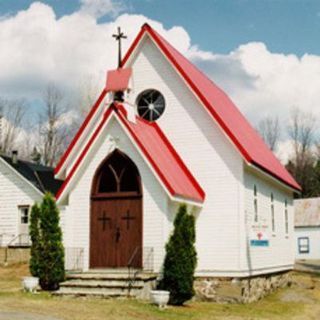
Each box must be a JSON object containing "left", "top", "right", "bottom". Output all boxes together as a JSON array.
[
  {"left": 19, "top": 206, "right": 29, "bottom": 224},
  {"left": 285, "top": 199, "right": 289, "bottom": 234},
  {"left": 254, "top": 185, "right": 258, "bottom": 222},
  {"left": 271, "top": 193, "right": 275, "bottom": 233}
]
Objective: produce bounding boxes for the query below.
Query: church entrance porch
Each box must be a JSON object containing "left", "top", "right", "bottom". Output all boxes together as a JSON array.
[{"left": 90, "top": 149, "right": 143, "bottom": 269}]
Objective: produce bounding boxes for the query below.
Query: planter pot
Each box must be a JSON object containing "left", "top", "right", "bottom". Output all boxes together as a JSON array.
[
  {"left": 22, "top": 277, "right": 39, "bottom": 293},
  {"left": 150, "top": 290, "right": 170, "bottom": 308}
]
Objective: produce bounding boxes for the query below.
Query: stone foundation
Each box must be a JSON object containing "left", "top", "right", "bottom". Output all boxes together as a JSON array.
[
  {"left": 0, "top": 247, "right": 30, "bottom": 265},
  {"left": 194, "top": 271, "right": 291, "bottom": 303}
]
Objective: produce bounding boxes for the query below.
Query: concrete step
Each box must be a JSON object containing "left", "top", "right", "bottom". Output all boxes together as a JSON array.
[
  {"left": 60, "top": 279, "right": 144, "bottom": 289},
  {"left": 66, "top": 272, "right": 157, "bottom": 281},
  {"left": 53, "top": 288, "right": 135, "bottom": 298},
  {"left": 55, "top": 271, "right": 157, "bottom": 299}
]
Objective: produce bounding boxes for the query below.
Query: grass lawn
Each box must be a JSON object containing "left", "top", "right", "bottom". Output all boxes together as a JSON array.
[{"left": 0, "top": 264, "right": 320, "bottom": 320}]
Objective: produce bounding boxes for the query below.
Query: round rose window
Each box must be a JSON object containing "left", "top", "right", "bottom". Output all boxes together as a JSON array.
[{"left": 136, "top": 89, "right": 165, "bottom": 122}]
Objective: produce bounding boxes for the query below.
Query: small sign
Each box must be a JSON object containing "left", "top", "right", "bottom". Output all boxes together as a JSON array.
[
  {"left": 250, "top": 239, "right": 269, "bottom": 247},
  {"left": 250, "top": 230, "right": 269, "bottom": 247}
]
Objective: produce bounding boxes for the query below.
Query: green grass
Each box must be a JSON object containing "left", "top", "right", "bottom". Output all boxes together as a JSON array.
[{"left": 0, "top": 263, "right": 318, "bottom": 320}]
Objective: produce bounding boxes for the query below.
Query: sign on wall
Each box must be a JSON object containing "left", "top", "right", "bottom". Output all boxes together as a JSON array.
[{"left": 250, "top": 226, "right": 269, "bottom": 247}]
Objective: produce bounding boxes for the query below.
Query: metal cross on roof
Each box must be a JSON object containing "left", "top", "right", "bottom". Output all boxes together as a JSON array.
[{"left": 112, "top": 26, "right": 127, "bottom": 68}]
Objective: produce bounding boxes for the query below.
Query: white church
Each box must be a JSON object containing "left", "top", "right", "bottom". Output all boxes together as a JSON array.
[{"left": 54, "top": 24, "right": 300, "bottom": 301}]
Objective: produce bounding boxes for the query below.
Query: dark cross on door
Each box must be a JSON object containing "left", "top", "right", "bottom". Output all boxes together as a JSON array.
[
  {"left": 112, "top": 26, "right": 127, "bottom": 68},
  {"left": 121, "top": 210, "right": 135, "bottom": 230},
  {"left": 98, "top": 211, "right": 111, "bottom": 231}
]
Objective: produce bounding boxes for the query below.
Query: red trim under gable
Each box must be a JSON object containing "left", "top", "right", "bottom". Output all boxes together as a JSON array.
[
  {"left": 56, "top": 105, "right": 113, "bottom": 200},
  {"left": 56, "top": 104, "right": 205, "bottom": 203},
  {"left": 55, "top": 89, "right": 107, "bottom": 175}
]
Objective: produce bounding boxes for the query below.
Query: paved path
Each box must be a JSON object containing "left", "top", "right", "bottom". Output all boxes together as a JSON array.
[{"left": 0, "top": 312, "right": 61, "bottom": 320}]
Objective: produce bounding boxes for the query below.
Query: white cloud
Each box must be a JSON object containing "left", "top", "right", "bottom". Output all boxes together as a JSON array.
[
  {"left": 0, "top": 3, "right": 190, "bottom": 101},
  {"left": 79, "top": 0, "right": 125, "bottom": 19},
  {"left": 0, "top": 2, "right": 320, "bottom": 163}
]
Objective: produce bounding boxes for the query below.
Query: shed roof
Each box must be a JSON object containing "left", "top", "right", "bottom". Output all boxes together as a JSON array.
[
  {"left": 1, "top": 155, "right": 63, "bottom": 195},
  {"left": 294, "top": 198, "right": 320, "bottom": 227}
]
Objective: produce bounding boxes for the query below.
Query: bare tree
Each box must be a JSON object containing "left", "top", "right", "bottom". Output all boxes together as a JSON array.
[
  {"left": 38, "top": 84, "right": 68, "bottom": 167},
  {"left": 0, "top": 98, "right": 26, "bottom": 155},
  {"left": 287, "top": 107, "right": 317, "bottom": 197},
  {"left": 258, "top": 116, "right": 281, "bottom": 151},
  {"left": 288, "top": 107, "right": 316, "bottom": 166}
]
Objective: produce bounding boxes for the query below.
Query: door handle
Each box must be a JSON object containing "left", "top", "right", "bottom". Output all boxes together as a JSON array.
[{"left": 116, "top": 227, "right": 121, "bottom": 243}]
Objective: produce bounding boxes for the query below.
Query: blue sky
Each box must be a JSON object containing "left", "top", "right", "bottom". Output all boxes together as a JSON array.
[{"left": 0, "top": 0, "right": 319, "bottom": 56}]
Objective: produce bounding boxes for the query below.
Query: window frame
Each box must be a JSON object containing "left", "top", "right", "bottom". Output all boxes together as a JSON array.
[
  {"left": 253, "top": 184, "right": 258, "bottom": 222},
  {"left": 18, "top": 205, "right": 30, "bottom": 225},
  {"left": 298, "top": 237, "right": 310, "bottom": 254},
  {"left": 285, "top": 199, "right": 289, "bottom": 235},
  {"left": 271, "top": 193, "right": 275, "bottom": 233}
]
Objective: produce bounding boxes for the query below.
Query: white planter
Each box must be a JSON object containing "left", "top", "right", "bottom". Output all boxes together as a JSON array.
[
  {"left": 22, "top": 276, "right": 39, "bottom": 293},
  {"left": 150, "top": 290, "right": 170, "bottom": 308}
]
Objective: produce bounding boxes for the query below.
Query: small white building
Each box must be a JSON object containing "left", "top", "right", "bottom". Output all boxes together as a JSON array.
[
  {"left": 0, "top": 152, "right": 62, "bottom": 247},
  {"left": 295, "top": 197, "right": 320, "bottom": 260},
  {"left": 54, "top": 24, "right": 300, "bottom": 300}
]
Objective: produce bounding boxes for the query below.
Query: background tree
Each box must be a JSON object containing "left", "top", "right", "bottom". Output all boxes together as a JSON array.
[
  {"left": 258, "top": 116, "right": 281, "bottom": 151},
  {"left": 29, "top": 203, "right": 41, "bottom": 277},
  {"left": 286, "top": 108, "right": 317, "bottom": 197},
  {"left": 37, "top": 193, "right": 65, "bottom": 290},
  {"left": 0, "top": 98, "right": 26, "bottom": 155},
  {"left": 38, "top": 84, "right": 67, "bottom": 166},
  {"left": 158, "top": 204, "right": 197, "bottom": 305}
]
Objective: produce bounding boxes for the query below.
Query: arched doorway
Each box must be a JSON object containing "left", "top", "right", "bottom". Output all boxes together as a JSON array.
[{"left": 90, "top": 149, "right": 142, "bottom": 268}]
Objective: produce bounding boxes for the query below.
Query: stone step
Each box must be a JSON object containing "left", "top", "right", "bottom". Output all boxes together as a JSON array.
[
  {"left": 66, "top": 272, "right": 157, "bottom": 281},
  {"left": 54, "top": 286, "right": 140, "bottom": 297},
  {"left": 60, "top": 279, "right": 144, "bottom": 289}
]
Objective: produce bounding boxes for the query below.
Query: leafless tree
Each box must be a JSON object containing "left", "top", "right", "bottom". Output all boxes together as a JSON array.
[
  {"left": 287, "top": 107, "right": 317, "bottom": 197},
  {"left": 288, "top": 107, "right": 316, "bottom": 166},
  {"left": 258, "top": 116, "right": 281, "bottom": 151},
  {"left": 38, "top": 84, "right": 68, "bottom": 167},
  {"left": 0, "top": 98, "right": 26, "bottom": 155}
]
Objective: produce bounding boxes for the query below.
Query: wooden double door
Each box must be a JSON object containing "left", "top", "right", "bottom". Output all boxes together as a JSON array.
[{"left": 90, "top": 149, "right": 143, "bottom": 269}]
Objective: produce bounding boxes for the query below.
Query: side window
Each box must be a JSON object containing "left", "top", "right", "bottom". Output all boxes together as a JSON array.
[
  {"left": 254, "top": 185, "right": 258, "bottom": 222},
  {"left": 285, "top": 199, "right": 289, "bottom": 234},
  {"left": 298, "top": 237, "right": 309, "bottom": 253},
  {"left": 271, "top": 193, "right": 275, "bottom": 233},
  {"left": 19, "top": 206, "right": 30, "bottom": 224}
]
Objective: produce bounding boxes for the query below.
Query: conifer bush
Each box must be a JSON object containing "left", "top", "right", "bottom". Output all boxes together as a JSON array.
[
  {"left": 158, "top": 204, "right": 197, "bottom": 305},
  {"left": 29, "top": 203, "right": 41, "bottom": 277},
  {"left": 29, "top": 193, "right": 65, "bottom": 290}
]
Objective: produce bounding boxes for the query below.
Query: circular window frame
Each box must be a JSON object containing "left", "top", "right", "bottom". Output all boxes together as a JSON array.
[{"left": 136, "top": 89, "right": 166, "bottom": 122}]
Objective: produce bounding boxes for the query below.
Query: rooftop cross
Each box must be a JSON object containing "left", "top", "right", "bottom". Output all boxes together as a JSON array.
[{"left": 112, "top": 27, "right": 127, "bottom": 68}]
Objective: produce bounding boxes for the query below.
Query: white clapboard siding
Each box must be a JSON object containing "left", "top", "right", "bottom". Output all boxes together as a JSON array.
[
  {"left": 62, "top": 34, "right": 295, "bottom": 276},
  {"left": 0, "top": 160, "right": 42, "bottom": 245},
  {"left": 244, "top": 169, "right": 294, "bottom": 274},
  {"left": 128, "top": 36, "right": 245, "bottom": 275},
  {"left": 65, "top": 117, "right": 169, "bottom": 272},
  {"left": 295, "top": 227, "right": 320, "bottom": 260}
]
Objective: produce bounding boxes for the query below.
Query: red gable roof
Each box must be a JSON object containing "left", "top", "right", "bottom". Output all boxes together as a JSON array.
[
  {"left": 122, "top": 24, "right": 300, "bottom": 191},
  {"left": 56, "top": 104, "right": 205, "bottom": 203}
]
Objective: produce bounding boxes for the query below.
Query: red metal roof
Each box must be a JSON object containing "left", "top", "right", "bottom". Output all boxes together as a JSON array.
[
  {"left": 56, "top": 104, "right": 205, "bottom": 203},
  {"left": 106, "top": 68, "right": 132, "bottom": 91},
  {"left": 122, "top": 24, "right": 300, "bottom": 191}
]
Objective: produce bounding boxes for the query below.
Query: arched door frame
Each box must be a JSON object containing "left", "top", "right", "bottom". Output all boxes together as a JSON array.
[{"left": 89, "top": 148, "right": 143, "bottom": 269}]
